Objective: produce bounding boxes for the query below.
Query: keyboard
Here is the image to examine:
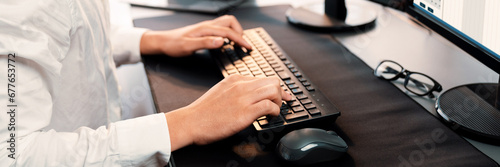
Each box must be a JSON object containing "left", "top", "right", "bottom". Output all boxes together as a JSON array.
[{"left": 210, "top": 27, "right": 340, "bottom": 131}]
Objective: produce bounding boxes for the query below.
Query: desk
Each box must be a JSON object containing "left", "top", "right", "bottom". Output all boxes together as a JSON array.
[{"left": 119, "top": 0, "right": 498, "bottom": 165}]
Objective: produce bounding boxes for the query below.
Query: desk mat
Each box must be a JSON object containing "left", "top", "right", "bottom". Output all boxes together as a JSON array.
[{"left": 134, "top": 5, "right": 498, "bottom": 167}]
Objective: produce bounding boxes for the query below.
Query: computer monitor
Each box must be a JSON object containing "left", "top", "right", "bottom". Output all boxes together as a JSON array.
[{"left": 407, "top": 0, "right": 500, "bottom": 144}]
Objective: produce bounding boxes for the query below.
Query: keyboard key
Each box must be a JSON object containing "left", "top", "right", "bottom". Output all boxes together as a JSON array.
[
  {"left": 291, "top": 88, "right": 303, "bottom": 94},
  {"left": 296, "top": 94, "right": 308, "bottom": 100},
  {"left": 294, "top": 72, "right": 302, "bottom": 77},
  {"left": 274, "top": 67, "right": 284, "bottom": 72},
  {"left": 283, "top": 60, "right": 291, "bottom": 65},
  {"left": 284, "top": 80, "right": 295, "bottom": 85},
  {"left": 225, "top": 64, "right": 236, "bottom": 70},
  {"left": 258, "top": 119, "right": 269, "bottom": 126},
  {"left": 254, "top": 74, "right": 266, "bottom": 78},
  {"left": 249, "top": 67, "right": 260, "bottom": 72},
  {"left": 281, "top": 108, "right": 293, "bottom": 115},
  {"left": 302, "top": 81, "right": 311, "bottom": 86},
  {"left": 287, "top": 84, "right": 299, "bottom": 89},
  {"left": 234, "top": 60, "right": 244, "bottom": 65},
  {"left": 306, "top": 86, "right": 315, "bottom": 91},
  {"left": 252, "top": 71, "right": 262, "bottom": 75},
  {"left": 265, "top": 71, "right": 275, "bottom": 76},
  {"left": 260, "top": 64, "right": 271, "bottom": 69},
  {"left": 278, "top": 54, "right": 287, "bottom": 60},
  {"left": 300, "top": 99, "right": 312, "bottom": 105},
  {"left": 289, "top": 101, "right": 301, "bottom": 107},
  {"left": 285, "top": 112, "right": 309, "bottom": 121},
  {"left": 304, "top": 104, "right": 316, "bottom": 110},
  {"left": 298, "top": 77, "right": 307, "bottom": 82},
  {"left": 262, "top": 67, "right": 273, "bottom": 72},
  {"left": 242, "top": 56, "right": 252, "bottom": 61},
  {"left": 227, "top": 69, "right": 238, "bottom": 75},
  {"left": 277, "top": 71, "right": 291, "bottom": 80},
  {"left": 257, "top": 116, "right": 266, "bottom": 120},
  {"left": 287, "top": 64, "right": 295, "bottom": 69},
  {"left": 292, "top": 106, "right": 305, "bottom": 112},
  {"left": 267, "top": 116, "right": 284, "bottom": 124},
  {"left": 268, "top": 61, "right": 279, "bottom": 65},
  {"left": 308, "top": 109, "right": 321, "bottom": 116},
  {"left": 280, "top": 102, "right": 288, "bottom": 109},
  {"left": 290, "top": 68, "right": 298, "bottom": 73},
  {"left": 240, "top": 71, "right": 251, "bottom": 76},
  {"left": 271, "top": 63, "right": 281, "bottom": 68},
  {"left": 247, "top": 63, "right": 257, "bottom": 68}
]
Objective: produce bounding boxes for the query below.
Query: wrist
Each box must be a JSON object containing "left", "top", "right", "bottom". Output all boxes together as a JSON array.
[
  {"left": 164, "top": 107, "right": 195, "bottom": 151},
  {"left": 140, "top": 31, "right": 162, "bottom": 55}
]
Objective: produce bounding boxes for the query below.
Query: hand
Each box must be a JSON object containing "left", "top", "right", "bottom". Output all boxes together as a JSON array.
[
  {"left": 164, "top": 75, "right": 292, "bottom": 151},
  {"left": 140, "top": 15, "right": 252, "bottom": 57}
]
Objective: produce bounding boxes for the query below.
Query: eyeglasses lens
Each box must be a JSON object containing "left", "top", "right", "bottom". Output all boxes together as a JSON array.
[
  {"left": 375, "top": 61, "right": 402, "bottom": 80},
  {"left": 405, "top": 73, "right": 434, "bottom": 95}
]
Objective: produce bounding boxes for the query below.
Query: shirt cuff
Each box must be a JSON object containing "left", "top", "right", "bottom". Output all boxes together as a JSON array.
[
  {"left": 111, "top": 27, "right": 149, "bottom": 66},
  {"left": 114, "top": 113, "right": 171, "bottom": 166}
]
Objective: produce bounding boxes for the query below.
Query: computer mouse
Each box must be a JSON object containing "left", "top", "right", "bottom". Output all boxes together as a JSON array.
[{"left": 276, "top": 128, "right": 348, "bottom": 166}]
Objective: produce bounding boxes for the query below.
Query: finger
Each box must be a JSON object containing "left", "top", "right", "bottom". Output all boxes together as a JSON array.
[
  {"left": 252, "top": 84, "right": 284, "bottom": 106},
  {"left": 212, "top": 15, "right": 244, "bottom": 35},
  {"left": 250, "top": 99, "right": 281, "bottom": 117},
  {"left": 183, "top": 36, "right": 225, "bottom": 52},
  {"left": 244, "top": 76, "right": 282, "bottom": 93},
  {"left": 281, "top": 88, "right": 292, "bottom": 101},
  {"left": 254, "top": 77, "right": 292, "bottom": 102},
  {"left": 193, "top": 25, "right": 252, "bottom": 49}
]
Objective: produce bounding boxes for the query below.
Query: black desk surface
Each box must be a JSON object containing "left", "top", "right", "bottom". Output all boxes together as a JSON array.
[{"left": 134, "top": 5, "right": 498, "bottom": 167}]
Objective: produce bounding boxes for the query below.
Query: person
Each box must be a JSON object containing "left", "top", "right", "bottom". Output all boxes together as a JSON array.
[{"left": 0, "top": 0, "right": 291, "bottom": 166}]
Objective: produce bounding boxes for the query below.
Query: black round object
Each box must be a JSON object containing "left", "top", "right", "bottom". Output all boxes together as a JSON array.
[
  {"left": 286, "top": 2, "right": 377, "bottom": 32},
  {"left": 276, "top": 128, "right": 348, "bottom": 166},
  {"left": 436, "top": 83, "right": 500, "bottom": 145}
]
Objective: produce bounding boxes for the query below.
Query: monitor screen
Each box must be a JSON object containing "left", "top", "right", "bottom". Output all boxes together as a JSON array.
[{"left": 409, "top": 0, "right": 500, "bottom": 73}]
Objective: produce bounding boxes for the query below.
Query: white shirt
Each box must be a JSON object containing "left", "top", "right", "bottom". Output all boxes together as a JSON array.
[{"left": 0, "top": 0, "right": 171, "bottom": 166}]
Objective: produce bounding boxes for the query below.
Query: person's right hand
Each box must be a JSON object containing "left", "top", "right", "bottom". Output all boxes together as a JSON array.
[{"left": 164, "top": 75, "right": 292, "bottom": 151}]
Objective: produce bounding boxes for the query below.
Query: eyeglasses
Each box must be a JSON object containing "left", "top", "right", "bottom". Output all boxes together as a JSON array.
[{"left": 374, "top": 60, "right": 442, "bottom": 98}]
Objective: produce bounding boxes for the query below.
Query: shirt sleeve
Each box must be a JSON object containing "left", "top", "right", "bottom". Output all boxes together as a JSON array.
[
  {"left": 0, "top": 57, "right": 171, "bottom": 166},
  {"left": 1, "top": 113, "right": 171, "bottom": 167},
  {"left": 109, "top": 0, "right": 149, "bottom": 67},
  {"left": 0, "top": 58, "right": 171, "bottom": 165}
]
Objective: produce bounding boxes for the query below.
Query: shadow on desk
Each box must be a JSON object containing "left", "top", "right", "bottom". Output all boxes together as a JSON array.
[{"left": 136, "top": 5, "right": 498, "bottom": 167}]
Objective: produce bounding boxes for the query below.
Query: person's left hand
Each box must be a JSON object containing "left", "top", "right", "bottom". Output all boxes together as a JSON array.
[{"left": 139, "top": 15, "right": 252, "bottom": 57}]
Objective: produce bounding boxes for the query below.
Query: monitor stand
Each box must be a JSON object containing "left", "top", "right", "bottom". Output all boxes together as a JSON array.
[
  {"left": 286, "top": 0, "right": 377, "bottom": 32},
  {"left": 436, "top": 79, "right": 500, "bottom": 145}
]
